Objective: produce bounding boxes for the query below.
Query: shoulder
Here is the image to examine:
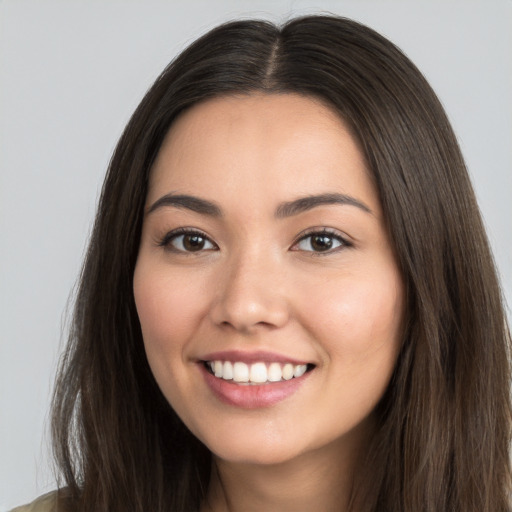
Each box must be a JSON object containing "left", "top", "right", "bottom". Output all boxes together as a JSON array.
[{"left": 10, "top": 491, "right": 59, "bottom": 512}]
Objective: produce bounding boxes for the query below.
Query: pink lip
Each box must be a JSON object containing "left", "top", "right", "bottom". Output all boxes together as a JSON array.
[
  {"left": 199, "top": 350, "right": 310, "bottom": 365},
  {"left": 199, "top": 363, "right": 311, "bottom": 409}
]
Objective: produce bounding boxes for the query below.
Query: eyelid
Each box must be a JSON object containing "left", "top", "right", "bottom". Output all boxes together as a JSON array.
[
  {"left": 157, "top": 227, "right": 218, "bottom": 252},
  {"left": 155, "top": 226, "right": 351, "bottom": 254},
  {"left": 290, "top": 227, "right": 352, "bottom": 254}
]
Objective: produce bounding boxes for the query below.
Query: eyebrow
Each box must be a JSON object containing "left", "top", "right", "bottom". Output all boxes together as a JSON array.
[
  {"left": 275, "top": 193, "right": 372, "bottom": 218},
  {"left": 147, "top": 193, "right": 222, "bottom": 217},
  {"left": 146, "top": 192, "right": 372, "bottom": 218}
]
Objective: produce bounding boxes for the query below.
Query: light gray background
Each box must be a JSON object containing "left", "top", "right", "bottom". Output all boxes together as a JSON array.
[{"left": 1, "top": 0, "right": 511, "bottom": 509}]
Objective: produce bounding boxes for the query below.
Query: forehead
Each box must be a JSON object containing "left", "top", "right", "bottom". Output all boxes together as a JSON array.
[{"left": 147, "top": 93, "right": 380, "bottom": 216}]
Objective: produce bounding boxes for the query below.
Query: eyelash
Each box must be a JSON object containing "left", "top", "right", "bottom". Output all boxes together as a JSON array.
[
  {"left": 157, "top": 227, "right": 352, "bottom": 255},
  {"left": 157, "top": 227, "right": 218, "bottom": 253},
  {"left": 291, "top": 228, "right": 352, "bottom": 255}
]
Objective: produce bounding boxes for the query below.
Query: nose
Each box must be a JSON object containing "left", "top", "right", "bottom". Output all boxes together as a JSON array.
[{"left": 209, "top": 250, "right": 290, "bottom": 334}]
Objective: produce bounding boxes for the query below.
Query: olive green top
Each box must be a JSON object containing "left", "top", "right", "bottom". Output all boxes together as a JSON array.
[{"left": 10, "top": 492, "right": 58, "bottom": 512}]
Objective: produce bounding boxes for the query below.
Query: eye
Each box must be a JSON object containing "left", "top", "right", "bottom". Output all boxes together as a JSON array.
[
  {"left": 292, "top": 230, "right": 350, "bottom": 253},
  {"left": 159, "top": 229, "right": 217, "bottom": 253}
]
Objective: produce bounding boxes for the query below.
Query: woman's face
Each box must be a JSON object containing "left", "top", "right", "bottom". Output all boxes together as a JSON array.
[{"left": 133, "top": 93, "right": 404, "bottom": 465}]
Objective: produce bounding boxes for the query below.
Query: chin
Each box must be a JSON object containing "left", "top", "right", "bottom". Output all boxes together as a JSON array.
[
  {"left": 211, "top": 442, "right": 303, "bottom": 466},
  {"left": 196, "top": 424, "right": 306, "bottom": 466}
]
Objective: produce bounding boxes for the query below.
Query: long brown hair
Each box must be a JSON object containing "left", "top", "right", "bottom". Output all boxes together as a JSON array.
[{"left": 51, "top": 15, "right": 511, "bottom": 512}]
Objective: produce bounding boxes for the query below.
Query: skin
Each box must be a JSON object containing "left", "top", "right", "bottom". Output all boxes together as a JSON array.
[{"left": 133, "top": 93, "right": 404, "bottom": 512}]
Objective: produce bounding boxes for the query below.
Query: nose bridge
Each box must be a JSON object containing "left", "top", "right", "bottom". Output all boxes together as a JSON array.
[{"left": 211, "top": 242, "right": 289, "bottom": 332}]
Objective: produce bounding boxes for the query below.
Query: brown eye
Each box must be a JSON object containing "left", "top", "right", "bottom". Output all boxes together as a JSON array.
[
  {"left": 182, "top": 234, "right": 207, "bottom": 251},
  {"left": 310, "top": 235, "right": 334, "bottom": 251},
  {"left": 162, "top": 230, "right": 216, "bottom": 253},
  {"left": 293, "top": 231, "right": 348, "bottom": 253}
]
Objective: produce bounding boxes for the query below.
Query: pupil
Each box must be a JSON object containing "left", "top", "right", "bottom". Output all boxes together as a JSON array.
[
  {"left": 312, "top": 235, "right": 332, "bottom": 251},
  {"left": 184, "top": 235, "right": 205, "bottom": 251}
]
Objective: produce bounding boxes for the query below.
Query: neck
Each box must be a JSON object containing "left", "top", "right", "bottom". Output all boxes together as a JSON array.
[{"left": 201, "top": 420, "right": 372, "bottom": 512}]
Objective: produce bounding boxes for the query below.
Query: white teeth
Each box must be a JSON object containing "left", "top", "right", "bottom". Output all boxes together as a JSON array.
[
  {"left": 267, "top": 362, "right": 282, "bottom": 382},
  {"left": 294, "top": 364, "right": 307, "bottom": 378},
  {"left": 233, "top": 362, "right": 249, "bottom": 383},
  {"left": 249, "top": 362, "right": 268, "bottom": 383},
  {"left": 206, "top": 360, "right": 310, "bottom": 383},
  {"left": 223, "top": 361, "right": 233, "bottom": 380},
  {"left": 282, "top": 363, "right": 294, "bottom": 380},
  {"left": 214, "top": 360, "right": 223, "bottom": 378}
]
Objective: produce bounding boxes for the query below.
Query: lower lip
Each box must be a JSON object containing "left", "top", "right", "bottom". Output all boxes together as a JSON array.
[{"left": 199, "top": 364, "right": 311, "bottom": 409}]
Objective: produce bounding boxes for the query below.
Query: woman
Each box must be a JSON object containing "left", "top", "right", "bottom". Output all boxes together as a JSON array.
[{"left": 14, "top": 14, "right": 511, "bottom": 512}]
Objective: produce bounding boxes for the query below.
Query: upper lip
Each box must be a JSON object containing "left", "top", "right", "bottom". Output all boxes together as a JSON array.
[{"left": 198, "top": 350, "right": 312, "bottom": 365}]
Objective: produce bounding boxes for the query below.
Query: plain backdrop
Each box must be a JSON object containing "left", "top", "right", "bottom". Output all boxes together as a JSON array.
[{"left": 1, "top": 0, "right": 511, "bottom": 509}]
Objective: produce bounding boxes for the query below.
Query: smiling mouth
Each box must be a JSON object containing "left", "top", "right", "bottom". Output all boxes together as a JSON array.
[{"left": 203, "top": 360, "right": 315, "bottom": 385}]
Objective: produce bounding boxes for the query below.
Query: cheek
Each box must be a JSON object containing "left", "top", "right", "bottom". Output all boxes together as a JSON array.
[
  {"left": 301, "top": 266, "right": 404, "bottom": 364},
  {"left": 133, "top": 264, "right": 205, "bottom": 358}
]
